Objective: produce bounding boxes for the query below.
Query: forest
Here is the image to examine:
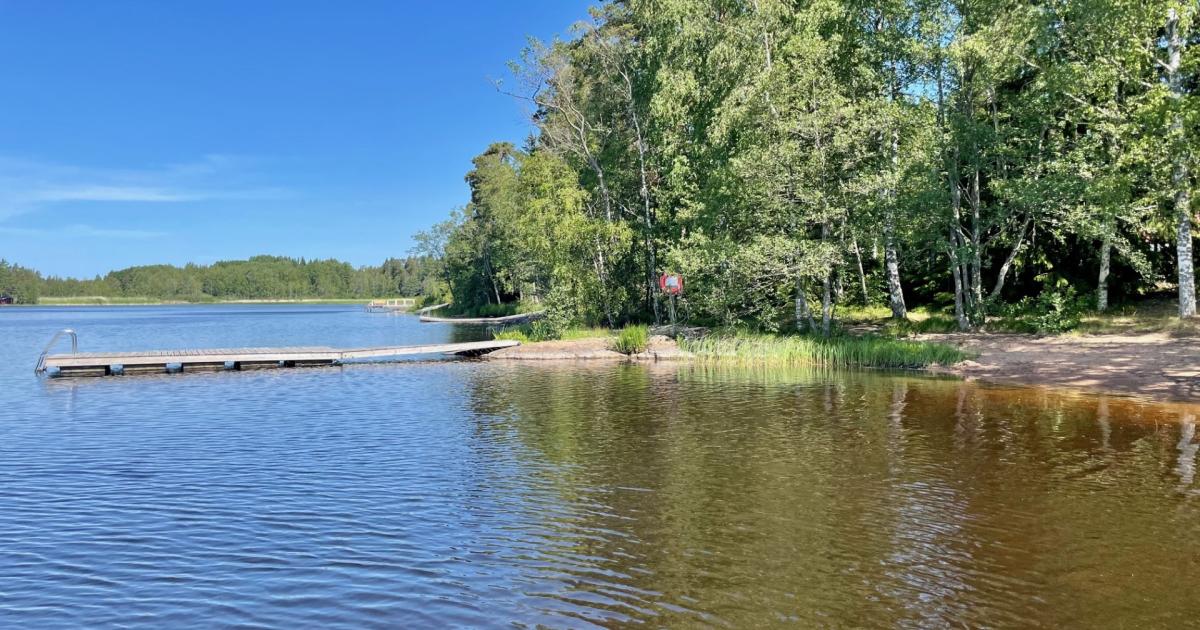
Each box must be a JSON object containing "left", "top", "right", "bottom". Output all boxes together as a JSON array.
[
  {"left": 0, "top": 256, "right": 444, "bottom": 303},
  {"left": 422, "top": 0, "right": 1200, "bottom": 334}
]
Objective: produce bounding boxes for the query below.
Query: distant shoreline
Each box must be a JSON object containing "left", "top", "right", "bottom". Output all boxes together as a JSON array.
[{"left": 27, "top": 298, "right": 380, "bottom": 306}]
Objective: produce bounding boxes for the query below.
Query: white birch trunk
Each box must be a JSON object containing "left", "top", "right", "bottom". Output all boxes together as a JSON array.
[
  {"left": 990, "top": 217, "right": 1030, "bottom": 301},
  {"left": 883, "top": 229, "right": 905, "bottom": 318},
  {"left": 821, "top": 225, "right": 834, "bottom": 336},
  {"left": 852, "top": 236, "right": 869, "bottom": 305},
  {"left": 884, "top": 123, "right": 907, "bottom": 319},
  {"left": 622, "top": 74, "right": 661, "bottom": 326},
  {"left": 950, "top": 179, "right": 970, "bottom": 331},
  {"left": 1097, "top": 237, "right": 1111, "bottom": 312},
  {"left": 969, "top": 168, "right": 984, "bottom": 318},
  {"left": 1167, "top": 9, "right": 1196, "bottom": 318},
  {"left": 795, "top": 279, "right": 816, "bottom": 333},
  {"left": 822, "top": 273, "right": 833, "bottom": 337}
]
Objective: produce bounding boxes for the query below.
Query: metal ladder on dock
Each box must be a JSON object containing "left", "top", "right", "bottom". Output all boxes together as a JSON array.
[{"left": 34, "top": 329, "right": 77, "bottom": 375}]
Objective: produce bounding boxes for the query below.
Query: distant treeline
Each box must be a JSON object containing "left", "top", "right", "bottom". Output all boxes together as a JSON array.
[{"left": 0, "top": 255, "right": 448, "bottom": 304}]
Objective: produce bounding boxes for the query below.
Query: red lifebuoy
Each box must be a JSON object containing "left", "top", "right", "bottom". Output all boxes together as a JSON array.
[{"left": 659, "top": 273, "right": 683, "bottom": 295}]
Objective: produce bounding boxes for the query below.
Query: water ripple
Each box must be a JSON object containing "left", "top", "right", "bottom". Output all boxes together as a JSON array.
[{"left": 3, "top": 307, "right": 1200, "bottom": 626}]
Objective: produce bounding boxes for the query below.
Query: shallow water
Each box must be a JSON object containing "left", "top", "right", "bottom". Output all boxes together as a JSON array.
[{"left": 2, "top": 305, "right": 1199, "bottom": 627}]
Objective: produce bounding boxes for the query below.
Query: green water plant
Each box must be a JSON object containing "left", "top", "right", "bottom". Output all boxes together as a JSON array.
[
  {"left": 681, "top": 332, "right": 968, "bottom": 369},
  {"left": 611, "top": 324, "right": 650, "bottom": 355}
]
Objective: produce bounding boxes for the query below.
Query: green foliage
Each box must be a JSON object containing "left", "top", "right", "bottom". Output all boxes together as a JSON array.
[
  {"left": 0, "top": 260, "right": 41, "bottom": 304},
  {"left": 611, "top": 324, "right": 650, "bottom": 355},
  {"left": 491, "top": 327, "right": 531, "bottom": 343},
  {"left": 527, "top": 320, "right": 560, "bottom": 342},
  {"left": 882, "top": 315, "right": 963, "bottom": 337},
  {"left": 559, "top": 327, "right": 611, "bottom": 340},
  {"left": 33, "top": 255, "right": 446, "bottom": 302},
  {"left": 993, "top": 288, "right": 1086, "bottom": 334},
  {"left": 34, "top": 0, "right": 1200, "bottom": 334},
  {"left": 682, "top": 333, "right": 970, "bottom": 369},
  {"left": 440, "top": 143, "right": 617, "bottom": 324},
  {"left": 421, "top": 0, "right": 1200, "bottom": 333},
  {"left": 492, "top": 323, "right": 612, "bottom": 343}
]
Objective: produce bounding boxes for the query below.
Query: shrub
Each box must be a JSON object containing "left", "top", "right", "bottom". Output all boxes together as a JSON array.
[
  {"left": 527, "top": 320, "right": 560, "bottom": 342},
  {"left": 1030, "top": 287, "right": 1083, "bottom": 333},
  {"left": 992, "top": 287, "right": 1084, "bottom": 333},
  {"left": 611, "top": 324, "right": 650, "bottom": 355}
]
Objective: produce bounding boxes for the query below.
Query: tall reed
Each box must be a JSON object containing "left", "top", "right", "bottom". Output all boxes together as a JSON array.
[{"left": 681, "top": 333, "right": 968, "bottom": 369}]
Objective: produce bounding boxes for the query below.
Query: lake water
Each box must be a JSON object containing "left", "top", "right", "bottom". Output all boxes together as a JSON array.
[{"left": 2, "top": 305, "right": 1199, "bottom": 628}]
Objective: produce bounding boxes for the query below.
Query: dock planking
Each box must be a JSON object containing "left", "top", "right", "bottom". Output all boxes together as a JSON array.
[{"left": 39, "top": 340, "right": 520, "bottom": 377}]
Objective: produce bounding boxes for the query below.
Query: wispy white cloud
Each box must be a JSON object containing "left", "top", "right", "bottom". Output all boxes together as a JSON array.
[
  {"left": 0, "top": 224, "right": 167, "bottom": 239},
  {"left": 29, "top": 186, "right": 197, "bottom": 203},
  {"left": 0, "top": 154, "right": 293, "bottom": 221}
]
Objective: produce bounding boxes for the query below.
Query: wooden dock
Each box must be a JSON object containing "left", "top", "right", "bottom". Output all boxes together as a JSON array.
[
  {"left": 365, "top": 298, "right": 418, "bottom": 312},
  {"left": 419, "top": 311, "right": 546, "bottom": 325},
  {"left": 37, "top": 340, "right": 520, "bottom": 377}
]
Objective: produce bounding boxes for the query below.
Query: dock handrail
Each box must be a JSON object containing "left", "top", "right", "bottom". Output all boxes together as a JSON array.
[{"left": 35, "top": 328, "right": 77, "bottom": 375}]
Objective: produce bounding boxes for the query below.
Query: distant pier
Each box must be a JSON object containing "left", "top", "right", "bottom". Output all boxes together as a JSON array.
[
  {"left": 419, "top": 311, "right": 545, "bottom": 324},
  {"left": 365, "top": 298, "right": 418, "bottom": 312}
]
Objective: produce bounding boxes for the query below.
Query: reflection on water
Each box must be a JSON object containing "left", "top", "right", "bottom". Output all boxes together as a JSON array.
[
  {"left": 467, "top": 364, "right": 1200, "bottom": 627},
  {"left": 2, "top": 307, "right": 1200, "bottom": 627}
]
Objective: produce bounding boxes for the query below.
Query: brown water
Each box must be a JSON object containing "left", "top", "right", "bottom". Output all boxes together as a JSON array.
[
  {"left": 5, "top": 306, "right": 1200, "bottom": 628},
  {"left": 469, "top": 364, "right": 1200, "bottom": 628}
]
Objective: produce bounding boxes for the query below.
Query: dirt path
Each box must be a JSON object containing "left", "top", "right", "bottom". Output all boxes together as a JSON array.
[{"left": 925, "top": 332, "right": 1200, "bottom": 402}]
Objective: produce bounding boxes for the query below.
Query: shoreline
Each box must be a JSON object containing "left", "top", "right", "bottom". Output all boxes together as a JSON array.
[
  {"left": 24, "top": 298, "right": 378, "bottom": 306},
  {"left": 922, "top": 331, "right": 1200, "bottom": 404},
  {"left": 487, "top": 336, "right": 691, "bottom": 362},
  {"left": 488, "top": 332, "right": 1200, "bottom": 405}
]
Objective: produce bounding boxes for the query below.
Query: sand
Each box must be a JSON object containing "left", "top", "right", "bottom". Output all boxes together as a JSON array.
[
  {"left": 487, "top": 331, "right": 1200, "bottom": 404},
  {"left": 926, "top": 332, "right": 1200, "bottom": 402}
]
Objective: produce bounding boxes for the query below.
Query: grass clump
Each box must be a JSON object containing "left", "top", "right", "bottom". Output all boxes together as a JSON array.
[
  {"left": 492, "top": 327, "right": 531, "bottom": 343},
  {"left": 560, "top": 326, "right": 612, "bottom": 340},
  {"left": 837, "top": 304, "right": 895, "bottom": 323},
  {"left": 880, "top": 314, "right": 961, "bottom": 336},
  {"left": 492, "top": 324, "right": 613, "bottom": 344},
  {"left": 682, "top": 332, "right": 968, "bottom": 369},
  {"left": 611, "top": 324, "right": 650, "bottom": 355}
]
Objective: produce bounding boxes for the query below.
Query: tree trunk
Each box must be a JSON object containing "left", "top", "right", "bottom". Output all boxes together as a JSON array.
[
  {"left": 990, "top": 217, "right": 1030, "bottom": 300},
  {"left": 822, "top": 272, "right": 833, "bottom": 337},
  {"left": 1097, "top": 237, "right": 1111, "bottom": 312},
  {"left": 1167, "top": 8, "right": 1195, "bottom": 318},
  {"left": 969, "top": 167, "right": 984, "bottom": 320},
  {"left": 949, "top": 237, "right": 969, "bottom": 331},
  {"left": 626, "top": 80, "right": 660, "bottom": 326},
  {"left": 795, "top": 279, "right": 816, "bottom": 333},
  {"left": 851, "top": 236, "right": 869, "bottom": 304},
  {"left": 939, "top": 45, "right": 971, "bottom": 332},
  {"left": 592, "top": 239, "right": 616, "bottom": 327},
  {"left": 752, "top": 0, "right": 781, "bottom": 119},
  {"left": 883, "top": 227, "right": 905, "bottom": 319},
  {"left": 483, "top": 259, "right": 501, "bottom": 305},
  {"left": 949, "top": 159, "right": 971, "bottom": 331},
  {"left": 949, "top": 183, "right": 971, "bottom": 331},
  {"left": 1176, "top": 173, "right": 1194, "bottom": 318},
  {"left": 821, "top": 225, "right": 835, "bottom": 336},
  {"left": 884, "top": 126, "right": 907, "bottom": 319}
]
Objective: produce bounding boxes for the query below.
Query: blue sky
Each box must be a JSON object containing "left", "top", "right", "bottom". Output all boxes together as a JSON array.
[{"left": 0, "top": 1, "right": 592, "bottom": 277}]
